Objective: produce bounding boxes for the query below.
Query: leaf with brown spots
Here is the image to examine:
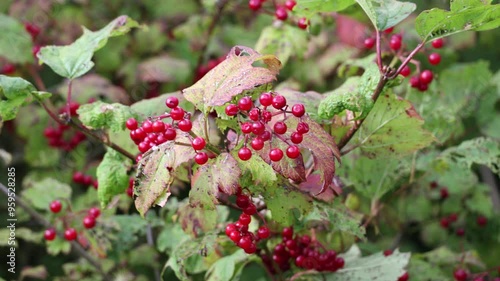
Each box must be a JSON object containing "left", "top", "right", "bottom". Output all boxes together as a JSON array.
[
  {"left": 177, "top": 202, "right": 217, "bottom": 237},
  {"left": 182, "top": 46, "right": 281, "bottom": 114}
]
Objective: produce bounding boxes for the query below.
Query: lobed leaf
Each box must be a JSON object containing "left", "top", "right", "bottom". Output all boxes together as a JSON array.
[
  {"left": 355, "top": 0, "right": 416, "bottom": 31},
  {"left": 97, "top": 148, "right": 133, "bottom": 207}
]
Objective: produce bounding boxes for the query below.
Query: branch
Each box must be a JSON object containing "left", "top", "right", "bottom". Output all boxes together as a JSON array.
[{"left": 0, "top": 182, "right": 112, "bottom": 281}]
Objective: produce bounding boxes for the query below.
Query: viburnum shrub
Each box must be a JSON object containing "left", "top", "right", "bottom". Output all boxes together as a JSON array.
[{"left": 0, "top": 1, "right": 499, "bottom": 281}]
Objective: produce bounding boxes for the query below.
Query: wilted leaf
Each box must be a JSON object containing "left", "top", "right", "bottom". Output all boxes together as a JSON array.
[
  {"left": 355, "top": 0, "right": 416, "bottom": 31},
  {"left": 97, "top": 148, "right": 133, "bottom": 207}
]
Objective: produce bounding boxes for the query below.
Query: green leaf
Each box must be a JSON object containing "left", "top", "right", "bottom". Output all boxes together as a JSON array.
[
  {"left": 355, "top": 0, "right": 416, "bottom": 31},
  {"left": 22, "top": 178, "right": 72, "bottom": 210},
  {"left": 205, "top": 250, "right": 247, "bottom": 281},
  {"left": 46, "top": 238, "right": 71, "bottom": 256},
  {"left": 0, "top": 14, "right": 33, "bottom": 64},
  {"left": 415, "top": 1, "right": 500, "bottom": 41},
  {"left": 465, "top": 184, "right": 494, "bottom": 218},
  {"left": 38, "top": 15, "right": 140, "bottom": 79},
  {"left": 157, "top": 223, "right": 189, "bottom": 253},
  {"left": 107, "top": 215, "right": 149, "bottom": 256},
  {"left": 0, "top": 75, "right": 36, "bottom": 121},
  {"left": 476, "top": 83, "right": 500, "bottom": 139},
  {"left": 407, "top": 258, "right": 451, "bottom": 281},
  {"left": 182, "top": 46, "right": 281, "bottom": 114},
  {"left": 97, "top": 148, "right": 133, "bottom": 207},
  {"left": 294, "top": 0, "right": 356, "bottom": 18},
  {"left": 266, "top": 186, "right": 313, "bottom": 226},
  {"left": 235, "top": 152, "right": 278, "bottom": 189},
  {"left": 178, "top": 202, "right": 218, "bottom": 236},
  {"left": 77, "top": 101, "right": 139, "bottom": 132},
  {"left": 255, "top": 25, "right": 308, "bottom": 66},
  {"left": 353, "top": 93, "right": 435, "bottom": 158}
]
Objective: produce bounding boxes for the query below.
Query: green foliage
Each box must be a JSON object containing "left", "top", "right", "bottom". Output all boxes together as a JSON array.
[
  {"left": 355, "top": 0, "right": 416, "bottom": 31},
  {"left": 97, "top": 148, "right": 133, "bottom": 207},
  {"left": 77, "top": 101, "right": 139, "bottom": 132},
  {"left": 0, "top": 76, "right": 48, "bottom": 121},
  {"left": 294, "top": 0, "right": 356, "bottom": 18},
  {"left": 22, "top": 178, "right": 72, "bottom": 210},
  {"left": 255, "top": 25, "right": 308, "bottom": 66},
  {"left": 0, "top": 14, "right": 33, "bottom": 64}
]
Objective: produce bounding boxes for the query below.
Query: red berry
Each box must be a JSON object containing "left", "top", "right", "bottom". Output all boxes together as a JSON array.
[
  {"left": 285, "top": 0, "right": 296, "bottom": 10},
  {"left": 32, "top": 45, "right": 41, "bottom": 57},
  {"left": 238, "top": 147, "right": 252, "bottom": 161},
  {"left": 456, "top": 228, "right": 465, "bottom": 236},
  {"left": 64, "top": 228, "right": 77, "bottom": 241},
  {"left": 431, "top": 38, "right": 444, "bottom": 49},
  {"left": 269, "top": 148, "right": 284, "bottom": 161},
  {"left": 142, "top": 120, "right": 153, "bottom": 133},
  {"left": 244, "top": 203, "right": 257, "bottom": 215},
  {"left": 152, "top": 120, "right": 165, "bottom": 133},
  {"left": 236, "top": 194, "right": 250, "bottom": 209},
  {"left": 389, "top": 36, "right": 402, "bottom": 51},
  {"left": 272, "top": 95, "right": 287, "bottom": 109},
  {"left": 398, "top": 272, "right": 409, "bottom": 281},
  {"left": 409, "top": 76, "right": 421, "bottom": 88},
  {"left": 418, "top": 82, "right": 428, "bottom": 92},
  {"left": 251, "top": 121, "right": 266, "bottom": 135},
  {"left": 238, "top": 236, "right": 253, "bottom": 249},
  {"left": 49, "top": 200, "right": 62, "bottom": 213},
  {"left": 251, "top": 137, "right": 264, "bottom": 151},
  {"left": 273, "top": 122, "right": 287, "bottom": 134},
  {"left": 400, "top": 65, "right": 411, "bottom": 77},
  {"left": 2, "top": 63, "right": 16, "bottom": 74},
  {"left": 275, "top": 7, "right": 288, "bottom": 21},
  {"left": 170, "top": 107, "right": 185, "bottom": 121},
  {"left": 440, "top": 217, "right": 450, "bottom": 229},
  {"left": 191, "top": 137, "right": 206, "bottom": 150},
  {"left": 88, "top": 207, "right": 101, "bottom": 218},
  {"left": 259, "top": 93, "right": 273, "bottom": 106},
  {"left": 364, "top": 37, "right": 375, "bottom": 49},
  {"left": 238, "top": 96, "right": 253, "bottom": 111},
  {"left": 226, "top": 223, "right": 237, "bottom": 236},
  {"left": 477, "top": 216, "right": 488, "bottom": 227},
  {"left": 44, "top": 228, "right": 56, "bottom": 241},
  {"left": 296, "top": 122, "right": 309, "bottom": 134},
  {"left": 297, "top": 18, "right": 309, "bottom": 30},
  {"left": 259, "top": 130, "right": 271, "bottom": 141},
  {"left": 229, "top": 230, "right": 241, "bottom": 243},
  {"left": 164, "top": 128, "right": 177, "bottom": 140},
  {"left": 241, "top": 122, "right": 252, "bottom": 134},
  {"left": 335, "top": 257, "right": 345, "bottom": 268},
  {"left": 449, "top": 213, "right": 458, "bottom": 222},
  {"left": 73, "top": 171, "right": 84, "bottom": 183},
  {"left": 133, "top": 128, "right": 146, "bottom": 141},
  {"left": 428, "top": 53, "right": 441, "bottom": 65},
  {"left": 383, "top": 249, "right": 393, "bottom": 256},
  {"left": 248, "top": 0, "right": 262, "bottom": 11},
  {"left": 286, "top": 145, "right": 300, "bottom": 159},
  {"left": 257, "top": 226, "right": 270, "bottom": 239},
  {"left": 384, "top": 27, "right": 394, "bottom": 34},
  {"left": 291, "top": 104, "right": 306, "bottom": 117},
  {"left": 177, "top": 119, "right": 193, "bottom": 132},
  {"left": 440, "top": 187, "right": 449, "bottom": 199},
  {"left": 420, "top": 70, "right": 434, "bottom": 84},
  {"left": 249, "top": 108, "right": 260, "bottom": 121},
  {"left": 453, "top": 269, "right": 468, "bottom": 281},
  {"left": 138, "top": 142, "right": 150, "bottom": 153},
  {"left": 195, "top": 152, "right": 209, "bottom": 165},
  {"left": 24, "top": 22, "right": 40, "bottom": 39},
  {"left": 83, "top": 216, "right": 96, "bottom": 229},
  {"left": 290, "top": 132, "right": 303, "bottom": 144},
  {"left": 165, "top": 96, "right": 179, "bottom": 108},
  {"left": 282, "top": 227, "right": 293, "bottom": 239},
  {"left": 225, "top": 104, "right": 239, "bottom": 116},
  {"left": 239, "top": 213, "right": 252, "bottom": 225},
  {"left": 126, "top": 118, "right": 138, "bottom": 130},
  {"left": 127, "top": 186, "right": 133, "bottom": 197}
]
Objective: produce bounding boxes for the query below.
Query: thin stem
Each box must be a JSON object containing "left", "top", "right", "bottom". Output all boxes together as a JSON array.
[
  {"left": 389, "top": 41, "right": 425, "bottom": 79},
  {"left": 66, "top": 80, "right": 73, "bottom": 120},
  {"left": 0, "top": 182, "right": 112, "bottom": 281},
  {"left": 376, "top": 31, "right": 383, "bottom": 72},
  {"left": 188, "top": 130, "right": 221, "bottom": 154}
]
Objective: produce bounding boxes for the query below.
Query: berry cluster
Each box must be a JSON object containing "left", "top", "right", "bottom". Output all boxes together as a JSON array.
[
  {"left": 247, "top": 0, "right": 309, "bottom": 30},
  {"left": 225, "top": 92, "right": 309, "bottom": 162},
  {"left": 43, "top": 101, "right": 87, "bottom": 151},
  {"left": 225, "top": 192, "right": 262, "bottom": 254},
  {"left": 126, "top": 177, "right": 134, "bottom": 197},
  {"left": 261, "top": 227, "right": 345, "bottom": 273},
  {"left": 72, "top": 171, "right": 98, "bottom": 189}
]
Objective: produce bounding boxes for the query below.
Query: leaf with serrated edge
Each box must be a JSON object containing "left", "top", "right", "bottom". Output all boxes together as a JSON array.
[
  {"left": 182, "top": 46, "right": 281, "bottom": 114},
  {"left": 355, "top": 0, "right": 416, "bottom": 31},
  {"left": 97, "top": 148, "right": 133, "bottom": 207}
]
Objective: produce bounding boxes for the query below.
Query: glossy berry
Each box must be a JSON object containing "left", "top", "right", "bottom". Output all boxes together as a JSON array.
[
  {"left": 431, "top": 38, "right": 444, "bottom": 49},
  {"left": 477, "top": 216, "right": 488, "bottom": 227},
  {"left": 440, "top": 217, "right": 450, "bottom": 228},
  {"left": 453, "top": 269, "right": 468, "bottom": 281},
  {"left": 49, "top": 200, "right": 62, "bottom": 213},
  {"left": 275, "top": 7, "right": 288, "bottom": 21},
  {"left": 428, "top": 53, "right": 441, "bottom": 65},
  {"left": 126, "top": 118, "right": 138, "bottom": 130},
  {"left": 251, "top": 137, "right": 264, "bottom": 150},
  {"left": 272, "top": 95, "right": 287, "bottom": 109},
  {"left": 269, "top": 148, "right": 284, "bottom": 162},
  {"left": 285, "top": 0, "right": 296, "bottom": 10},
  {"left": 420, "top": 70, "right": 434, "bottom": 84},
  {"left": 229, "top": 230, "right": 241, "bottom": 243},
  {"left": 1, "top": 63, "right": 16, "bottom": 74},
  {"left": 44, "top": 228, "right": 56, "bottom": 241},
  {"left": 241, "top": 122, "right": 252, "bottom": 134},
  {"left": 152, "top": 120, "right": 165, "bottom": 133},
  {"left": 282, "top": 227, "right": 293, "bottom": 239},
  {"left": 290, "top": 132, "right": 303, "bottom": 144},
  {"left": 238, "top": 147, "right": 252, "bottom": 161},
  {"left": 251, "top": 121, "right": 266, "bottom": 135},
  {"left": 274, "top": 122, "right": 287, "bottom": 134},
  {"left": 225, "top": 104, "right": 239, "bottom": 116},
  {"left": 389, "top": 36, "right": 402, "bottom": 51},
  {"left": 170, "top": 107, "right": 185, "bottom": 120},
  {"left": 195, "top": 152, "right": 209, "bottom": 165},
  {"left": 292, "top": 104, "right": 306, "bottom": 117},
  {"left": 83, "top": 216, "right": 96, "bottom": 229},
  {"left": 409, "top": 76, "right": 421, "bottom": 88},
  {"left": 286, "top": 145, "right": 300, "bottom": 159},
  {"left": 88, "top": 207, "right": 101, "bottom": 218},
  {"left": 364, "top": 37, "right": 375, "bottom": 49},
  {"left": 142, "top": 120, "right": 153, "bottom": 133},
  {"left": 248, "top": 0, "right": 262, "bottom": 11},
  {"left": 418, "top": 82, "right": 428, "bottom": 92},
  {"left": 238, "top": 96, "right": 253, "bottom": 111},
  {"left": 398, "top": 272, "right": 409, "bottom": 281},
  {"left": 226, "top": 223, "right": 237, "bottom": 236},
  {"left": 296, "top": 122, "right": 309, "bottom": 134},
  {"left": 191, "top": 137, "right": 206, "bottom": 150},
  {"left": 177, "top": 119, "right": 193, "bottom": 132},
  {"left": 257, "top": 226, "right": 270, "bottom": 239},
  {"left": 73, "top": 171, "right": 85, "bottom": 183},
  {"left": 64, "top": 228, "right": 77, "bottom": 241},
  {"left": 249, "top": 108, "right": 260, "bottom": 121},
  {"left": 400, "top": 65, "right": 411, "bottom": 77},
  {"left": 165, "top": 96, "right": 179, "bottom": 108},
  {"left": 297, "top": 18, "right": 309, "bottom": 30},
  {"left": 259, "top": 92, "right": 273, "bottom": 106},
  {"left": 384, "top": 27, "right": 394, "bottom": 34},
  {"left": 244, "top": 203, "right": 257, "bottom": 215},
  {"left": 239, "top": 213, "right": 252, "bottom": 225},
  {"left": 164, "top": 128, "right": 177, "bottom": 140},
  {"left": 238, "top": 236, "right": 253, "bottom": 249},
  {"left": 236, "top": 194, "right": 250, "bottom": 209}
]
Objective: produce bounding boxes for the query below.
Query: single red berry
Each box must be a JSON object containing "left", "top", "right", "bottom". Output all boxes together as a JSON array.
[
  {"left": 226, "top": 223, "right": 237, "bottom": 236},
  {"left": 251, "top": 137, "right": 264, "bottom": 151},
  {"left": 2, "top": 63, "right": 16, "bottom": 74},
  {"left": 238, "top": 147, "right": 252, "bottom": 161},
  {"left": 44, "top": 228, "right": 57, "bottom": 241},
  {"left": 300, "top": 235, "right": 311, "bottom": 245},
  {"left": 238, "top": 96, "right": 253, "bottom": 111},
  {"left": 229, "top": 230, "right": 241, "bottom": 243},
  {"left": 335, "top": 257, "right": 345, "bottom": 268},
  {"left": 440, "top": 217, "right": 450, "bottom": 228},
  {"left": 428, "top": 52, "right": 441, "bottom": 65},
  {"left": 286, "top": 145, "right": 300, "bottom": 159},
  {"left": 440, "top": 187, "right": 449, "bottom": 199},
  {"left": 269, "top": 148, "right": 284, "bottom": 161},
  {"left": 248, "top": 0, "right": 262, "bottom": 11},
  {"left": 453, "top": 269, "right": 468, "bottom": 281},
  {"left": 133, "top": 128, "right": 146, "bottom": 141},
  {"left": 456, "top": 228, "right": 465, "bottom": 236},
  {"left": 126, "top": 186, "right": 133, "bottom": 197},
  {"left": 364, "top": 37, "right": 375, "bottom": 49},
  {"left": 291, "top": 104, "right": 306, "bottom": 117},
  {"left": 164, "top": 128, "right": 177, "bottom": 140},
  {"left": 238, "top": 236, "right": 253, "bottom": 249},
  {"left": 195, "top": 152, "right": 209, "bottom": 165},
  {"left": 241, "top": 122, "right": 252, "bottom": 134},
  {"left": 383, "top": 249, "right": 393, "bottom": 256},
  {"left": 32, "top": 45, "right": 41, "bottom": 57},
  {"left": 430, "top": 181, "right": 438, "bottom": 189},
  {"left": 296, "top": 122, "right": 309, "bottom": 134},
  {"left": 244, "top": 243, "right": 257, "bottom": 254},
  {"left": 285, "top": 0, "right": 296, "bottom": 10},
  {"left": 236, "top": 194, "right": 250, "bottom": 209},
  {"left": 418, "top": 82, "right": 428, "bottom": 92},
  {"left": 251, "top": 121, "right": 266, "bottom": 135},
  {"left": 409, "top": 76, "right": 421, "bottom": 88},
  {"left": 142, "top": 120, "right": 154, "bottom": 133},
  {"left": 152, "top": 120, "right": 165, "bottom": 133},
  {"left": 290, "top": 132, "right": 303, "bottom": 144},
  {"left": 420, "top": 70, "right": 434, "bottom": 84},
  {"left": 282, "top": 227, "right": 293, "bottom": 239},
  {"left": 274, "top": 122, "right": 287, "bottom": 134},
  {"left": 170, "top": 107, "right": 185, "bottom": 121},
  {"left": 24, "top": 22, "right": 41, "bottom": 39},
  {"left": 389, "top": 36, "right": 402, "bottom": 51},
  {"left": 272, "top": 95, "right": 287, "bottom": 109},
  {"left": 297, "top": 18, "right": 309, "bottom": 30},
  {"left": 225, "top": 104, "right": 239, "bottom": 116},
  {"left": 384, "top": 27, "right": 394, "bottom": 34},
  {"left": 191, "top": 137, "right": 206, "bottom": 150},
  {"left": 49, "top": 200, "right": 62, "bottom": 213},
  {"left": 177, "top": 119, "right": 193, "bottom": 132},
  {"left": 88, "top": 207, "right": 101, "bottom": 218},
  {"left": 239, "top": 213, "right": 252, "bottom": 225},
  {"left": 259, "top": 92, "right": 273, "bottom": 106},
  {"left": 244, "top": 203, "right": 257, "bottom": 215},
  {"left": 249, "top": 108, "right": 260, "bottom": 121},
  {"left": 400, "top": 65, "right": 411, "bottom": 77},
  {"left": 259, "top": 130, "right": 271, "bottom": 141},
  {"left": 83, "top": 216, "right": 96, "bottom": 229},
  {"left": 477, "top": 216, "right": 488, "bottom": 227},
  {"left": 398, "top": 272, "right": 409, "bottom": 281},
  {"left": 126, "top": 118, "right": 138, "bottom": 130},
  {"left": 138, "top": 142, "right": 150, "bottom": 153},
  {"left": 72, "top": 171, "right": 85, "bottom": 183},
  {"left": 275, "top": 6, "right": 288, "bottom": 21},
  {"left": 165, "top": 96, "right": 179, "bottom": 109},
  {"left": 257, "top": 226, "right": 270, "bottom": 239},
  {"left": 64, "top": 228, "right": 77, "bottom": 241},
  {"left": 431, "top": 38, "right": 444, "bottom": 49}
]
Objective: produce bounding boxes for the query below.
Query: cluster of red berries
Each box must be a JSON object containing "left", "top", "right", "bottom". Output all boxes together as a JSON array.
[
  {"left": 43, "top": 102, "right": 87, "bottom": 151},
  {"left": 72, "top": 171, "right": 98, "bottom": 189},
  {"left": 226, "top": 92, "right": 309, "bottom": 162},
  {"left": 126, "top": 177, "right": 134, "bottom": 197},
  {"left": 248, "top": 0, "right": 309, "bottom": 30},
  {"left": 261, "top": 227, "right": 345, "bottom": 274},
  {"left": 225, "top": 192, "right": 263, "bottom": 254},
  {"left": 195, "top": 56, "right": 225, "bottom": 82},
  {"left": 44, "top": 201, "right": 100, "bottom": 241}
]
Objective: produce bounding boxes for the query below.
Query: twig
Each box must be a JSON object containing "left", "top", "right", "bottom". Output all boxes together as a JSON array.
[
  {"left": 376, "top": 31, "right": 383, "bottom": 72},
  {"left": 0, "top": 182, "right": 112, "bottom": 281},
  {"left": 388, "top": 41, "right": 425, "bottom": 79}
]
